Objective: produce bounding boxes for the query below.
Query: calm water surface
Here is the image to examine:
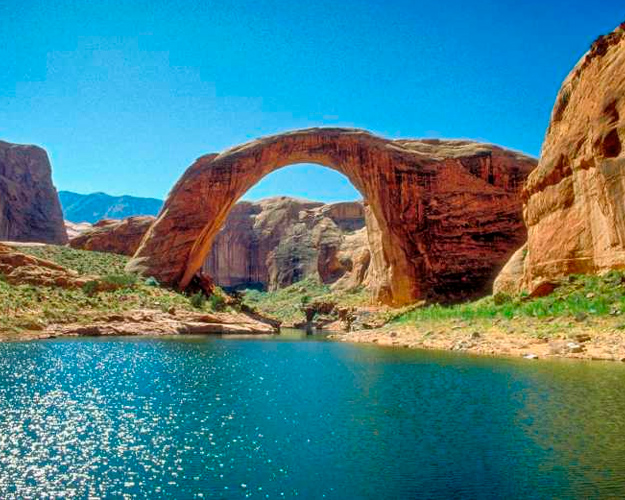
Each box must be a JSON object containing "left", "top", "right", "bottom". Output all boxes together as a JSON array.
[{"left": 1, "top": 330, "right": 625, "bottom": 499}]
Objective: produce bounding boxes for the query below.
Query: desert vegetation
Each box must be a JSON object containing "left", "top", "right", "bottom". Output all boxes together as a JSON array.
[
  {"left": 394, "top": 271, "right": 625, "bottom": 325},
  {"left": 241, "top": 277, "right": 371, "bottom": 326},
  {"left": 0, "top": 245, "right": 230, "bottom": 334}
]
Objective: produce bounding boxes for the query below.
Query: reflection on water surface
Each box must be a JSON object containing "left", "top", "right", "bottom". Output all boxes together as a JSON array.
[{"left": 0, "top": 332, "right": 624, "bottom": 498}]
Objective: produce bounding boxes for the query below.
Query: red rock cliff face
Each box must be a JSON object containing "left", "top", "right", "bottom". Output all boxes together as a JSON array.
[
  {"left": 0, "top": 141, "right": 67, "bottom": 244},
  {"left": 495, "top": 23, "right": 625, "bottom": 294},
  {"left": 203, "top": 197, "right": 370, "bottom": 291},
  {"left": 127, "top": 128, "right": 536, "bottom": 305}
]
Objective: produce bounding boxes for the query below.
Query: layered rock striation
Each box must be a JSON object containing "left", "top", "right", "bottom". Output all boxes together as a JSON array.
[
  {"left": 496, "top": 23, "right": 625, "bottom": 294},
  {"left": 128, "top": 128, "right": 536, "bottom": 305},
  {"left": 0, "top": 141, "right": 67, "bottom": 244}
]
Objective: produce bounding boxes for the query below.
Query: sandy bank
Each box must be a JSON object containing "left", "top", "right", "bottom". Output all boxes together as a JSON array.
[{"left": 330, "top": 316, "right": 625, "bottom": 362}]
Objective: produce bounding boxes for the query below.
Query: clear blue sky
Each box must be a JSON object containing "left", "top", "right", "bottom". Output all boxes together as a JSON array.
[{"left": 1, "top": 1, "right": 623, "bottom": 202}]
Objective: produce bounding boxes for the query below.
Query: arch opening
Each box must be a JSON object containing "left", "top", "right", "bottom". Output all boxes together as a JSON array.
[
  {"left": 201, "top": 164, "right": 372, "bottom": 291},
  {"left": 201, "top": 163, "right": 377, "bottom": 296},
  {"left": 127, "top": 128, "right": 536, "bottom": 305}
]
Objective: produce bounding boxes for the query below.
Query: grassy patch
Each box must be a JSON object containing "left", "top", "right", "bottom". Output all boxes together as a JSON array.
[
  {"left": 394, "top": 271, "right": 625, "bottom": 325},
  {"left": 0, "top": 245, "right": 231, "bottom": 333},
  {"left": 19, "top": 245, "right": 128, "bottom": 276},
  {"left": 0, "top": 278, "right": 194, "bottom": 332}
]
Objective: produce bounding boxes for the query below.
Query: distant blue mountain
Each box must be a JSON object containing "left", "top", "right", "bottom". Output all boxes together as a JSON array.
[{"left": 59, "top": 191, "right": 163, "bottom": 223}]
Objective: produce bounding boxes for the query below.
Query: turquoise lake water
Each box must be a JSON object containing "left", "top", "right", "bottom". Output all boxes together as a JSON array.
[{"left": 1, "top": 331, "right": 625, "bottom": 499}]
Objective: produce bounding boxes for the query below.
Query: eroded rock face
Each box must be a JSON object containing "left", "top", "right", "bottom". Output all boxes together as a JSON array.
[
  {"left": 497, "top": 23, "right": 625, "bottom": 294},
  {"left": 492, "top": 244, "right": 527, "bottom": 296},
  {"left": 203, "top": 197, "right": 370, "bottom": 291},
  {"left": 0, "top": 141, "right": 67, "bottom": 244},
  {"left": 69, "top": 216, "right": 156, "bottom": 256},
  {"left": 128, "top": 128, "right": 536, "bottom": 305}
]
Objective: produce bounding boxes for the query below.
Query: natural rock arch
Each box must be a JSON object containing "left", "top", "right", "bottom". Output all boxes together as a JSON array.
[{"left": 127, "top": 128, "right": 536, "bottom": 305}]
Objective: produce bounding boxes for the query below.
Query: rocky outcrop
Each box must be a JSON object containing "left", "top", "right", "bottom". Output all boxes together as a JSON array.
[
  {"left": 0, "top": 243, "right": 93, "bottom": 289},
  {"left": 203, "top": 197, "right": 370, "bottom": 291},
  {"left": 69, "top": 216, "right": 156, "bottom": 256},
  {"left": 128, "top": 128, "right": 536, "bottom": 305},
  {"left": 496, "top": 23, "right": 625, "bottom": 294},
  {"left": 0, "top": 141, "right": 67, "bottom": 244},
  {"left": 0, "top": 242, "right": 277, "bottom": 337},
  {"left": 45, "top": 309, "right": 277, "bottom": 337},
  {"left": 492, "top": 244, "right": 527, "bottom": 296}
]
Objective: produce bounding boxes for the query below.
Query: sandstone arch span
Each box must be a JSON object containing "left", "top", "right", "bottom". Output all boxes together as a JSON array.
[{"left": 127, "top": 128, "right": 536, "bottom": 305}]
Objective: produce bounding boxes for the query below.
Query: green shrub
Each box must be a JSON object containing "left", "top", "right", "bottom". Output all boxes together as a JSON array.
[
  {"left": 0, "top": 245, "right": 216, "bottom": 333},
  {"left": 102, "top": 273, "right": 137, "bottom": 288},
  {"left": 82, "top": 280, "right": 100, "bottom": 296},
  {"left": 19, "top": 244, "right": 128, "bottom": 276},
  {"left": 393, "top": 269, "right": 625, "bottom": 325},
  {"left": 189, "top": 292, "right": 206, "bottom": 309},
  {"left": 209, "top": 293, "right": 226, "bottom": 312},
  {"left": 493, "top": 292, "right": 512, "bottom": 305}
]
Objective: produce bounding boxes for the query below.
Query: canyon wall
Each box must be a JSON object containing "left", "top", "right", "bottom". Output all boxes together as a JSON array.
[
  {"left": 495, "top": 23, "right": 625, "bottom": 294},
  {"left": 0, "top": 141, "right": 67, "bottom": 244},
  {"left": 203, "top": 197, "right": 370, "bottom": 291}
]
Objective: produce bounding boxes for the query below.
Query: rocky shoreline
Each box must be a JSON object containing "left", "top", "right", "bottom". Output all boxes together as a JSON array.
[
  {"left": 4, "top": 305, "right": 625, "bottom": 364},
  {"left": 330, "top": 317, "right": 625, "bottom": 362},
  {"left": 0, "top": 308, "right": 278, "bottom": 343}
]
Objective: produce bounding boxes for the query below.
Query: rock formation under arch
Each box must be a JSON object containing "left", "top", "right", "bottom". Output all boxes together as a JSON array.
[
  {"left": 127, "top": 128, "right": 536, "bottom": 305},
  {"left": 202, "top": 197, "right": 371, "bottom": 292}
]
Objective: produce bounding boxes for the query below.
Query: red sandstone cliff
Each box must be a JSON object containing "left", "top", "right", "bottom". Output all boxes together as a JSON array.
[
  {"left": 0, "top": 141, "right": 67, "bottom": 244},
  {"left": 69, "top": 216, "right": 156, "bottom": 256},
  {"left": 495, "top": 23, "right": 625, "bottom": 294}
]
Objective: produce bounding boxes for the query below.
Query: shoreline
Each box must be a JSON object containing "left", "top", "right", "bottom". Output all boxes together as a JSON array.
[
  {"left": 0, "top": 308, "right": 278, "bottom": 343},
  {"left": 329, "top": 316, "right": 625, "bottom": 362},
  {"left": 4, "top": 314, "right": 625, "bottom": 364}
]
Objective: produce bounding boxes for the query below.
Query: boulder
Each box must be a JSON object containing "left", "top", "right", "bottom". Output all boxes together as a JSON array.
[{"left": 493, "top": 243, "right": 527, "bottom": 295}]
